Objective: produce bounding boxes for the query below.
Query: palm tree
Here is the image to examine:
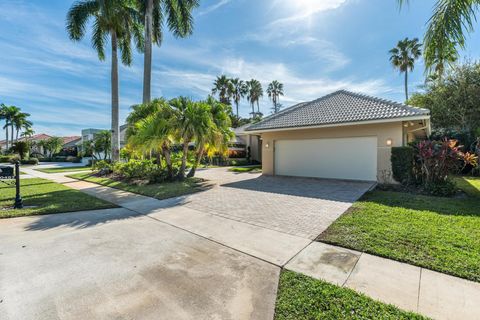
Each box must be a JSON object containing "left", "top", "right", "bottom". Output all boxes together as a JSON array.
[
  {"left": 187, "top": 97, "right": 233, "bottom": 177},
  {"left": 230, "top": 78, "right": 247, "bottom": 117},
  {"left": 246, "top": 79, "right": 263, "bottom": 117},
  {"left": 389, "top": 38, "right": 422, "bottom": 101},
  {"left": 0, "top": 105, "right": 21, "bottom": 150},
  {"left": 67, "top": 0, "right": 144, "bottom": 162},
  {"left": 12, "top": 112, "right": 32, "bottom": 142},
  {"left": 397, "top": 0, "right": 471, "bottom": 76},
  {"left": 212, "top": 75, "right": 233, "bottom": 105},
  {"left": 267, "top": 80, "right": 284, "bottom": 113},
  {"left": 138, "top": 0, "right": 199, "bottom": 103}
]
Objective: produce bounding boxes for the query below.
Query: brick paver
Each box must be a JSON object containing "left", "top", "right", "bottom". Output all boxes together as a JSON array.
[{"left": 190, "top": 168, "right": 373, "bottom": 239}]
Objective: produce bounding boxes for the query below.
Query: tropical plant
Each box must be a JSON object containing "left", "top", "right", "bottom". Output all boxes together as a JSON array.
[
  {"left": 389, "top": 37, "right": 422, "bottom": 101},
  {"left": 0, "top": 104, "right": 21, "bottom": 150},
  {"left": 246, "top": 79, "right": 263, "bottom": 117},
  {"left": 44, "top": 137, "right": 65, "bottom": 158},
  {"left": 415, "top": 138, "right": 477, "bottom": 195},
  {"left": 212, "top": 75, "right": 233, "bottom": 105},
  {"left": 67, "top": 0, "right": 144, "bottom": 162},
  {"left": 267, "top": 80, "right": 284, "bottom": 113},
  {"left": 138, "top": 0, "right": 199, "bottom": 103},
  {"left": 230, "top": 78, "right": 247, "bottom": 117},
  {"left": 12, "top": 112, "right": 32, "bottom": 142},
  {"left": 397, "top": 0, "right": 474, "bottom": 77},
  {"left": 12, "top": 141, "right": 29, "bottom": 160},
  {"left": 93, "top": 130, "right": 112, "bottom": 160}
]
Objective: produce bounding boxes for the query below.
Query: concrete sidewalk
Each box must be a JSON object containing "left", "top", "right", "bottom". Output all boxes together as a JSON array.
[{"left": 286, "top": 242, "right": 480, "bottom": 320}]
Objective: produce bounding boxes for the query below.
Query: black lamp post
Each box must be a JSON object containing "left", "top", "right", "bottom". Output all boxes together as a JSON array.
[{"left": 14, "top": 161, "right": 23, "bottom": 209}]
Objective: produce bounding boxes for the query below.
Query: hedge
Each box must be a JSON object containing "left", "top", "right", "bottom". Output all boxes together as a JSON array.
[{"left": 391, "top": 146, "right": 414, "bottom": 184}]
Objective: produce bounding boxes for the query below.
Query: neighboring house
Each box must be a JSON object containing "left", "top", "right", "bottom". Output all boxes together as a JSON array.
[
  {"left": 0, "top": 133, "right": 81, "bottom": 156},
  {"left": 245, "top": 90, "right": 431, "bottom": 183},
  {"left": 78, "top": 126, "right": 128, "bottom": 159},
  {"left": 232, "top": 125, "right": 262, "bottom": 163}
]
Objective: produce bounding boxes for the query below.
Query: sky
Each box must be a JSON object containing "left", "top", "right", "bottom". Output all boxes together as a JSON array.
[{"left": 1, "top": 0, "right": 480, "bottom": 140}]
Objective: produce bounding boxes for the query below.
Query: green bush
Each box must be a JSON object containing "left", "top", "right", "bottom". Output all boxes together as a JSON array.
[
  {"left": 0, "top": 155, "right": 12, "bottom": 163},
  {"left": 8, "top": 154, "right": 21, "bottom": 164},
  {"left": 424, "top": 179, "right": 458, "bottom": 197},
  {"left": 113, "top": 160, "right": 158, "bottom": 181},
  {"left": 92, "top": 160, "right": 113, "bottom": 173},
  {"left": 20, "top": 158, "right": 39, "bottom": 165},
  {"left": 391, "top": 146, "right": 415, "bottom": 184}
]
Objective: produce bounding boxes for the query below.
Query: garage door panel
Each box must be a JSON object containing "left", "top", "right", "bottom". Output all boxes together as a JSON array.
[{"left": 274, "top": 137, "right": 377, "bottom": 181}]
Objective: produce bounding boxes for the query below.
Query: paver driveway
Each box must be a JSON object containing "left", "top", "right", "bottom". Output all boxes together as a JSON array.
[{"left": 184, "top": 168, "right": 374, "bottom": 239}]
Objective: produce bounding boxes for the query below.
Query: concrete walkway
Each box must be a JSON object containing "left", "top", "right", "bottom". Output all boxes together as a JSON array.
[
  {"left": 19, "top": 165, "right": 480, "bottom": 320},
  {"left": 286, "top": 242, "right": 480, "bottom": 320}
]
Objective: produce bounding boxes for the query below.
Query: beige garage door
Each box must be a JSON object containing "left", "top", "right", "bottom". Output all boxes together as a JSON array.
[{"left": 274, "top": 136, "right": 377, "bottom": 181}]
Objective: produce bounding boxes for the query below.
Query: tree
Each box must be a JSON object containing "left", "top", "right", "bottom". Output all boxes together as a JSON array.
[
  {"left": 12, "top": 112, "right": 32, "bottom": 141},
  {"left": 67, "top": 0, "right": 144, "bottom": 162},
  {"left": 397, "top": 0, "right": 472, "bottom": 77},
  {"left": 389, "top": 38, "right": 422, "bottom": 101},
  {"left": 44, "top": 137, "right": 64, "bottom": 158},
  {"left": 0, "top": 105, "right": 21, "bottom": 150},
  {"left": 246, "top": 79, "right": 263, "bottom": 117},
  {"left": 93, "top": 130, "right": 112, "bottom": 160},
  {"left": 138, "top": 0, "right": 199, "bottom": 103},
  {"left": 212, "top": 75, "right": 233, "bottom": 105},
  {"left": 267, "top": 80, "right": 284, "bottom": 113},
  {"left": 408, "top": 61, "right": 480, "bottom": 134},
  {"left": 187, "top": 96, "right": 233, "bottom": 177},
  {"left": 230, "top": 78, "right": 247, "bottom": 117}
]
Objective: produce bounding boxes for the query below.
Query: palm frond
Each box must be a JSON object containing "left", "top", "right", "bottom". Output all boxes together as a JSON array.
[{"left": 66, "top": 0, "right": 99, "bottom": 40}]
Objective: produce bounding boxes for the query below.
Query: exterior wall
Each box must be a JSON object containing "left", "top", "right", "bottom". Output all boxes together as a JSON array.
[{"left": 259, "top": 122, "right": 404, "bottom": 183}]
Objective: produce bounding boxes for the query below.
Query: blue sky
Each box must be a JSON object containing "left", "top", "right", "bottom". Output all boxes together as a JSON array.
[{"left": 1, "top": 0, "right": 480, "bottom": 140}]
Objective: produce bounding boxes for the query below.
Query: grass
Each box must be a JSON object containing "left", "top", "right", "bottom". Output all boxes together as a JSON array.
[
  {"left": 274, "top": 270, "right": 427, "bottom": 320},
  {"left": 0, "top": 178, "right": 116, "bottom": 218},
  {"left": 318, "top": 176, "right": 480, "bottom": 282},
  {"left": 228, "top": 165, "right": 262, "bottom": 173},
  {"left": 34, "top": 166, "right": 92, "bottom": 174},
  {"left": 68, "top": 172, "right": 209, "bottom": 200}
]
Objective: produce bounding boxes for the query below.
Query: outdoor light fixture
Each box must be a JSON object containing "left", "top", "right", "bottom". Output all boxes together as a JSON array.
[
  {"left": 386, "top": 138, "right": 393, "bottom": 146},
  {"left": 265, "top": 143, "right": 270, "bottom": 149}
]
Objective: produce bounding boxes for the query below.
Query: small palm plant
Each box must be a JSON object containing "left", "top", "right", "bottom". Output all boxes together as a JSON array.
[
  {"left": 67, "top": 0, "right": 144, "bottom": 162},
  {"left": 267, "top": 80, "right": 284, "bottom": 113},
  {"left": 389, "top": 38, "right": 422, "bottom": 101}
]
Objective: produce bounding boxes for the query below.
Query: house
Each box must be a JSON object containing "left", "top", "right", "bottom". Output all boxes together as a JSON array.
[
  {"left": 77, "top": 126, "right": 128, "bottom": 159},
  {"left": 245, "top": 90, "right": 431, "bottom": 183},
  {"left": 231, "top": 124, "right": 262, "bottom": 163},
  {"left": 0, "top": 133, "right": 81, "bottom": 156}
]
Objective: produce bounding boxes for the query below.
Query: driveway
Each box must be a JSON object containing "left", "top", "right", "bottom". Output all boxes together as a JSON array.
[
  {"left": 0, "top": 167, "right": 373, "bottom": 319},
  {"left": 185, "top": 168, "right": 374, "bottom": 239}
]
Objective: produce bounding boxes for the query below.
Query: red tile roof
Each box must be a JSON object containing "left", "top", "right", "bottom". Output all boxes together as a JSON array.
[{"left": 0, "top": 134, "right": 81, "bottom": 146}]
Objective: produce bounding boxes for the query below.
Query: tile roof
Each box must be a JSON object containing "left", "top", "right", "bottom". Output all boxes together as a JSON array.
[
  {"left": 246, "top": 90, "right": 430, "bottom": 131},
  {"left": 62, "top": 136, "right": 81, "bottom": 145}
]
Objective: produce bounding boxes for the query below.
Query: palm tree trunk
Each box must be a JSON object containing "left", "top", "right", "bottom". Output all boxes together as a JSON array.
[
  {"left": 111, "top": 31, "right": 120, "bottom": 162},
  {"left": 404, "top": 70, "right": 409, "bottom": 101},
  {"left": 251, "top": 102, "right": 254, "bottom": 117},
  {"left": 235, "top": 101, "right": 239, "bottom": 117},
  {"left": 143, "top": 0, "right": 153, "bottom": 104},
  {"left": 5, "top": 123, "right": 9, "bottom": 150},
  {"left": 257, "top": 100, "right": 260, "bottom": 113},
  {"left": 187, "top": 145, "right": 204, "bottom": 178},
  {"left": 178, "top": 142, "right": 189, "bottom": 180},
  {"left": 10, "top": 125, "right": 14, "bottom": 148},
  {"left": 162, "top": 144, "right": 173, "bottom": 180}
]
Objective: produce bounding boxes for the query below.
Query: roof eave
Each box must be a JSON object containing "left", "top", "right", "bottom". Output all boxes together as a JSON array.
[{"left": 245, "top": 114, "right": 431, "bottom": 134}]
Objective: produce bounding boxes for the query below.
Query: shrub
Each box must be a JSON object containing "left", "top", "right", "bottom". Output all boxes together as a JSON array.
[
  {"left": 0, "top": 155, "right": 12, "bottom": 163},
  {"left": 20, "top": 158, "right": 39, "bottom": 165},
  {"left": 391, "top": 146, "right": 414, "bottom": 184},
  {"left": 12, "top": 141, "right": 29, "bottom": 160},
  {"left": 113, "top": 160, "right": 158, "bottom": 181},
  {"left": 415, "top": 139, "right": 478, "bottom": 196},
  {"left": 8, "top": 154, "right": 21, "bottom": 164},
  {"left": 92, "top": 160, "right": 113, "bottom": 175}
]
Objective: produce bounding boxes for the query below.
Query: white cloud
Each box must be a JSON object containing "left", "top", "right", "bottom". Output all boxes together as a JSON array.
[
  {"left": 270, "top": 0, "right": 348, "bottom": 26},
  {"left": 197, "top": 0, "right": 233, "bottom": 16}
]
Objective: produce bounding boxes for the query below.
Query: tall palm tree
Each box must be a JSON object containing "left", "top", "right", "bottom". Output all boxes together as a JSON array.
[
  {"left": 267, "top": 80, "right": 284, "bottom": 113},
  {"left": 67, "top": 0, "right": 144, "bottom": 162},
  {"left": 397, "top": 0, "right": 472, "bottom": 76},
  {"left": 13, "top": 112, "right": 32, "bottom": 142},
  {"left": 138, "top": 0, "right": 199, "bottom": 103},
  {"left": 0, "top": 104, "right": 7, "bottom": 150},
  {"left": 246, "top": 79, "right": 263, "bottom": 117},
  {"left": 0, "top": 105, "right": 21, "bottom": 150},
  {"left": 212, "top": 75, "right": 233, "bottom": 105},
  {"left": 389, "top": 38, "right": 422, "bottom": 101},
  {"left": 230, "top": 78, "right": 247, "bottom": 117}
]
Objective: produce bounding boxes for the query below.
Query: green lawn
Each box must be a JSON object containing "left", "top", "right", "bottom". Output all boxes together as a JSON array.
[
  {"left": 274, "top": 271, "right": 427, "bottom": 320},
  {"left": 229, "top": 165, "right": 262, "bottom": 173},
  {"left": 68, "top": 172, "right": 209, "bottom": 200},
  {"left": 34, "top": 166, "right": 92, "bottom": 174},
  {"left": 0, "top": 178, "right": 116, "bottom": 218},
  {"left": 318, "top": 176, "right": 480, "bottom": 282}
]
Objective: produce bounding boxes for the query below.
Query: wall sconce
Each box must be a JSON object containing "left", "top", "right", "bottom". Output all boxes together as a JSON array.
[
  {"left": 265, "top": 143, "right": 270, "bottom": 149},
  {"left": 386, "top": 138, "right": 393, "bottom": 146}
]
